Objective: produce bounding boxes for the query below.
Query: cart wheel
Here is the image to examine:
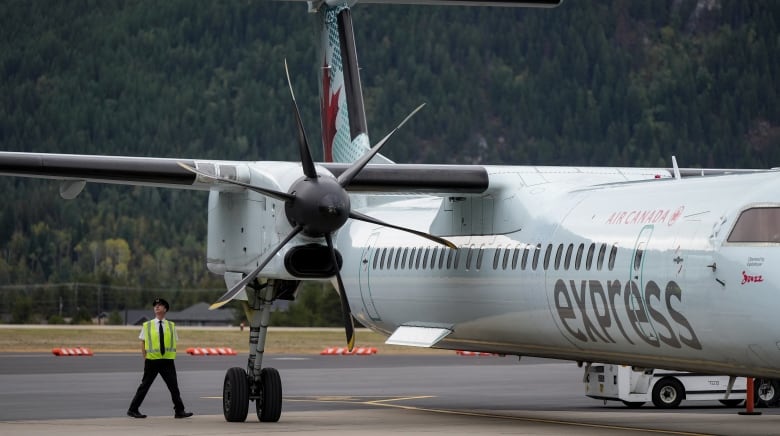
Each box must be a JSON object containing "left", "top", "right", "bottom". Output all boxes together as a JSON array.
[
  {"left": 652, "top": 378, "right": 684, "bottom": 408},
  {"left": 755, "top": 378, "right": 780, "bottom": 408}
]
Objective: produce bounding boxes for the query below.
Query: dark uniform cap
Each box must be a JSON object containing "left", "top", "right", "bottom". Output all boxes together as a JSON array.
[{"left": 153, "top": 298, "right": 170, "bottom": 311}]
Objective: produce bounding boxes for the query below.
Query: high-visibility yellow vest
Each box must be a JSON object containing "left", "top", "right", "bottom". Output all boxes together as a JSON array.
[{"left": 143, "top": 319, "right": 177, "bottom": 359}]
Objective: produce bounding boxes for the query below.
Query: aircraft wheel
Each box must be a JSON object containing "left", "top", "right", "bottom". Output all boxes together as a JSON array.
[
  {"left": 755, "top": 378, "right": 780, "bottom": 408},
  {"left": 652, "top": 378, "right": 684, "bottom": 408},
  {"left": 718, "top": 399, "right": 743, "bottom": 407},
  {"left": 256, "top": 367, "right": 282, "bottom": 422},
  {"left": 621, "top": 401, "right": 645, "bottom": 408},
  {"left": 223, "top": 367, "right": 250, "bottom": 422}
]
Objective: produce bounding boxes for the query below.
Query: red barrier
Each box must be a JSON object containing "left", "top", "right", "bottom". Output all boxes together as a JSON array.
[
  {"left": 320, "top": 347, "right": 377, "bottom": 355},
  {"left": 52, "top": 347, "right": 93, "bottom": 356},
  {"left": 185, "top": 347, "right": 237, "bottom": 356}
]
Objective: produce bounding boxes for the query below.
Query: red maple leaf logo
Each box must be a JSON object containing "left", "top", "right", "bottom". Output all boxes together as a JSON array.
[{"left": 321, "top": 62, "right": 341, "bottom": 163}]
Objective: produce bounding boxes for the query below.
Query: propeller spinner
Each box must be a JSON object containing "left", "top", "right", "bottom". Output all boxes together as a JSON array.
[{"left": 180, "top": 61, "right": 454, "bottom": 351}]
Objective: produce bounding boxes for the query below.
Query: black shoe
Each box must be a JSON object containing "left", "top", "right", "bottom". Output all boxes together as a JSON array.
[
  {"left": 127, "top": 410, "right": 147, "bottom": 418},
  {"left": 174, "top": 411, "right": 193, "bottom": 419}
]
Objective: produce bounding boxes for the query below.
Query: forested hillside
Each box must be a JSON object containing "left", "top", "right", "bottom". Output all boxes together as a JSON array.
[{"left": 1, "top": 0, "right": 778, "bottom": 323}]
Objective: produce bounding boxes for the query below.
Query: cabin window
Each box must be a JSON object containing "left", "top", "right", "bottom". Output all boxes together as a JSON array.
[
  {"left": 446, "top": 248, "right": 454, "bottom": 269},
  {"left": 521, "top": 245, "right": 530, "bottom": 270},
  {"left": 633, "top": 243, "right": 645, "bottom": 271},
  {"left": 394, "top": 248, "right": 402, "bottom": 269},
  {"left": 727, "top": 207, "right": 780, "bottom": 243},
  {"left": 438, "top": 247, "right": 446, "bottom": 269},
  {"left": 543, "top": 244, "right": 553, "bottom": 270},
  {"left": 554, "top": 244, "right": 563, "bottom": 270},
  {"left": 532, "top": 243, "right": 541, "bottom": 270},
  {"left": 416, "top": 247, "right": 424, "bottom": 269},
  {"left": 493, "top": 245, "right": 502, "bottom": 270},
  {"left": 502, "top": 247, "right": 511, "bottom": 270},
  {"left": 373, "top": 250, "right": 380, "bottom": 269},
  {"left": 387, "top": 248, "right": 395, "bottom": 270},
  {"left": 511, "top": 246, "right": 520, "bottom": 269},
  {"left": 575, "top": 243, "right": 584, "bottom": 270},
  {"left": 596, "top": 244, "right": 607, "bottom": 271},
  {"left": 401, "top": 248, "right": 409, "bottom": 269},
  {"left": 465, "top": 244, "right": 475, "bottom": 270},
  {"left": 608, "top": 244, "right": 618, "bottom": 271},
  {"left": 585, "top": 243, "right": 596, "bottom": 270},
  {"left": 564, "top": 243, "right": 574, "bottom": 270},
  {"left": 476, "top": 245, "right": 485, "bottom": 270},
  {"left": 408, "top": 248, "right": 417, "bottom": 269},
  {"left": 453, "top": 247, "right": 462, "bottom": 269},
  {"left": 421, "top": 247, "right": 430, "bottom": 269}
]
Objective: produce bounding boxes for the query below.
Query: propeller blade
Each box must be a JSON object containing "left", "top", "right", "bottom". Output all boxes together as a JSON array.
[
  {"left": 338, "top": 103, "right": 425, "bottom": 187},
  {"left": 209, "top": 225, "right": 304, "bottom": 310},
  {"left": 284, "top": 59, "right": 317, "bottom": 179},
  {"left": 325, "top": 233, "right": 356, "bottom": 351},
  {"left": 350, "top": 210, "right": 456, "bottom": 249},
  {"left": 178, "top": 162, "right": 294, "bottom": 202}
]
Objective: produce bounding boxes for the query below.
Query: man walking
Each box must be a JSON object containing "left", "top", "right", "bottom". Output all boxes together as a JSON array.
[{"left": 127, "top": 297, "right": 194, "bottom": 419}]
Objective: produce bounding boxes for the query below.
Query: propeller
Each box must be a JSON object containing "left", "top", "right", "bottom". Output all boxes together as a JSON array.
[{"left": 183, "top": 60, "right": 454, "bottom": 350}]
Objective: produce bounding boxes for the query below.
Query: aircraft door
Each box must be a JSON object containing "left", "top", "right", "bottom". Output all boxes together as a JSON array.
[
  {"left": 359, "top": 232, "right": 381, "bottom": 321},
  {"left": 627, "top": 225, "right": 659, "bottom": 343}
]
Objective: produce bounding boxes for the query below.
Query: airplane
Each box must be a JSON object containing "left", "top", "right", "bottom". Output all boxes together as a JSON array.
[{"left": 1, "top": 0, "right": 780, "bottom": 423}]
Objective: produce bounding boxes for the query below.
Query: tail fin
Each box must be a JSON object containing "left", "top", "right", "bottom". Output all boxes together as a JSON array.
[{"left": 318, "top": 3, "right": 393, "bottom": 164}]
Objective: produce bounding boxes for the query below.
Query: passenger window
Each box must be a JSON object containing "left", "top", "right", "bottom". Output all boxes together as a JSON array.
[
  {"left": 585, "top": 243, "right": 595, "bottom": 270},
  {"left": 453, "top": 247, "right": 462, "bottom": 269},
  {"left": 438, "top": 247, "right": 446, "bottom": 269},
  {"left": 597, "top": 244, "right": 607, "bottom": 271},
  {"left": 564, "top": 243, "right": 573, "bottom": 270},
  {"left": 446, "top": 248, "right": 454, "bottom": 269},
  {"left": 493, "top": 245, "right": 502, "bottom": 270},
  {"left": 502, "top": 247, "right": 510, "bottom": 270},
  {"left": 401, "top": 248, "right": 409, "bottom": 269},
  {"left": 575, "top": 243, "right": 584, "bottom": 270},
  {"left": 422, "top": 247, "right": 430, "bottom": 269},
  {"left": 408, "top": 248, "right": 416, "bottom": 269},
  {"left": 476, "top": 245, "right": 485, "bottom": 270},
  {"left": 387, "top": 248, "right": 395, "bottom": 270},
  {"left": 430, "top": 247, "right": 438, "bottom": 269},
  {"left": 416, "top": 247, "right": 425, "bottom": 269},
  {"left": 465, "top": 245, "right": 475, "bottom": 270},
  {"left": 511, "top": 246, "right": 520, "bottom": 269},
  {"left": 521, "top": 245, "right": 530, "bottom": 270},
  {"left": 373, "top": 250, "right": 380, "bottom": 269},
  {"left": 532, "top": 243, "right": 541, "bottom": 270},
  {"left": 554, "top": 244, "right": 563, "bottom": 270},
  {"left": 608, "top": 244, "right": 618, "bottom": 271},
  {"left": 728, "top": 207, "right": 780, "bottom": 243},
  {"left": 543, "top": 244, "right": 553, "bottom": 270},
  {"left": 634, "top": 243, "right": 645, "bottom": 271}
]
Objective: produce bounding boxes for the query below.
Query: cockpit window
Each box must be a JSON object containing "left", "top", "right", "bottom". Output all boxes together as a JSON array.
[{"left": 727, "top": 207, "right": 780, "bottom": 243}]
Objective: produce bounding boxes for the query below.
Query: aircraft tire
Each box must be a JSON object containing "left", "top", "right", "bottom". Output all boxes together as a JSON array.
[
  {"left": 652, "top": 378, "right": 684, "bottom": 408},
  {"left": 257, "top": 367, "right": 282, "bottom": 422},
  {"left": 621, "top": 401, "right": 645, "bottom": 408},
  {"left": 754, "top": 378, "right": 780, "bottom": 408},
  {"left": 223, "top": 367, "right": 250, "bottom": 422}
]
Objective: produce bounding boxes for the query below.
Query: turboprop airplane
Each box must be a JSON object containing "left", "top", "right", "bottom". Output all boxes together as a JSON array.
[{"left": 1, "top": 0, "right": 780, "bottom": 423}]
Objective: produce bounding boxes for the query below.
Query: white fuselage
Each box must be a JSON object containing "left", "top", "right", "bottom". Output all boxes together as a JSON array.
[{"left": 337, "top": 167, "right": 780, "bottom": 378}]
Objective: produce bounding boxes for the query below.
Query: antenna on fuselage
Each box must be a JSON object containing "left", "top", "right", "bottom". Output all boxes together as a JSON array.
[{"left": 671, "top": 156, "right": 682, "bottom": 180}]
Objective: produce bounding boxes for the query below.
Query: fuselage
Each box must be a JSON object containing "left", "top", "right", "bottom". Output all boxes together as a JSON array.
[{"left": 338, "top": 167, "right": 780, "bottom": 378}]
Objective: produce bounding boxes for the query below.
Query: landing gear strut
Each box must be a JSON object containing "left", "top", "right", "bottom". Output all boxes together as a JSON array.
[{"left": 222, "top": 279, "right": 296, "bottom": 422}]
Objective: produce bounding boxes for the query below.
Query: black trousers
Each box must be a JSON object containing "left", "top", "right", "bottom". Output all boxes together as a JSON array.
[{"left": 129, "top": 358, "right": 185, "bottom": 413}]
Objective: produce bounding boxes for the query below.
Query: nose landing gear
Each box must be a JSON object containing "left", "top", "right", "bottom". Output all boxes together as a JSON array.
[{"left": 222, "top": 279, "right": 293, "bottom": 422}]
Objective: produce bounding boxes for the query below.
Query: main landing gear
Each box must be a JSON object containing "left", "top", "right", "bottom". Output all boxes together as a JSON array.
[{"left": 222, "top": 279, "right": 296, "bottom": 422}]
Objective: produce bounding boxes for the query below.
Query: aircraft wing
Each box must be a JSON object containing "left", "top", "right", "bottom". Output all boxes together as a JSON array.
[{"left": 0, "top": 152, "right": 490, "bottom": 195}]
